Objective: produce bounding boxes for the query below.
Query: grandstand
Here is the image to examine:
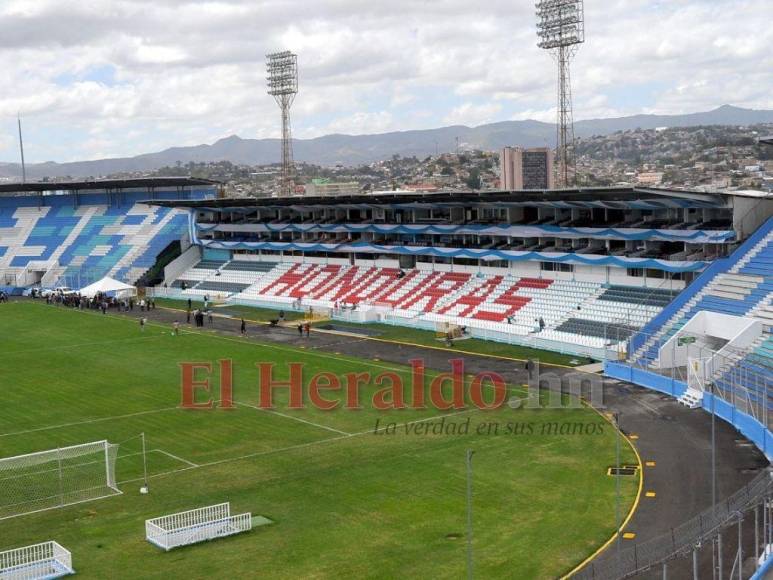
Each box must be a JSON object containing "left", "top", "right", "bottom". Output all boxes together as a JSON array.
[
  {"left": 2, "top": 177, "right": 773, "bottom": 577},
  {"left": 0, "top": 179, "right": 217, "bottom": 292},
  {"left": 612, "top": 215, "right": 773, "bottom": 415},
  {"left": 152, "top": 186, "right": 772, "bottom": 359}
]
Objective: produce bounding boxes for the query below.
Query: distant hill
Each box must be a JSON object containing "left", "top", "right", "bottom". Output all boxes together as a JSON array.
[{"left": 3, "top": 105, "right": 773, "bottom": 179}]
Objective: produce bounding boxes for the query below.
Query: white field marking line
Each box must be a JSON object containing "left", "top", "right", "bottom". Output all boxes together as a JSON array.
[
  {"left": 0, "top": 406, "right": 179, "bottom": 439},
  {"left": 8, "top": 303, "right": 525, "bottom": 439},
  {"left": 23, "top": 299, "right": 534, "bottom": 390},
  {"left": 5, "top": 334, "right": 165, "bottom": 357},
  {"left": 234, "top": 401, "right": 352, "bottom": 436},
  {"left": 118, "top": 407, "right": 481, "bottom": 485},
  {"left": 152, "top": 448, "right": 199, "bottom": 468},
  {"left": 177, "top": 325, "right": 532, "bottom": 398}
]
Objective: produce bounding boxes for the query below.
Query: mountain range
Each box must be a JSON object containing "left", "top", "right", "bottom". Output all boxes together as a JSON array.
[{"left": 2, "top": 105, "right": 773, "bottom": 180}]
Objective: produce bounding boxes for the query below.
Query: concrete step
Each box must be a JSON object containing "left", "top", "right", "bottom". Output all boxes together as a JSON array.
[
  {"left": 707, "top": 289, "right": 748, "bottom": 300},
  {"left": 718, "top": 273, "right": 764, "bottom": 286},
  {"left": 677, "top": 389, "right": 703, "bottom": 409}
]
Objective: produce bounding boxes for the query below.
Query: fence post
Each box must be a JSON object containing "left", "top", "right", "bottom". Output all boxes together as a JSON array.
[
  {"left": 57, "top": 447, "right": 64, "bottom": 508},
  {"left": 755, "top": 503, "right": 760, "bottom": 564}
]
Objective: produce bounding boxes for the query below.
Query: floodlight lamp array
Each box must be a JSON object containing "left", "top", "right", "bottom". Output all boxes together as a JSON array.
[
  {"left": 266, "top": 51, "right": 298, "bottom": 96},
  {"left": 536, "top": 0, "right": 585, "bottom": 49}
]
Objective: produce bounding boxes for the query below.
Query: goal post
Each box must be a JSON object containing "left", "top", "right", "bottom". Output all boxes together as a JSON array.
[{"left": 0, "top": 440, "right": 121, "bottom": 520}]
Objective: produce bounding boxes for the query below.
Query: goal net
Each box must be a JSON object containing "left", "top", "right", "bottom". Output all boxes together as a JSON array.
[{"left": 0, "top": 440, "right": 121, "bottom": 520}]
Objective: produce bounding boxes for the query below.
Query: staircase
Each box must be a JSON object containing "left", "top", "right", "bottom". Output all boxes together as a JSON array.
[{"left": 677, "top": 388, "right": 703, "bottom": 409}]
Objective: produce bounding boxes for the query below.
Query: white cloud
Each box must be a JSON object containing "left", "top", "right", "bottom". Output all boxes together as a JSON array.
[
  {"left": 443, "top": 103, "right": 503, "bottom": 127},
  {"left": 0, "top": 0, "right": 769, "bottom": 162}
]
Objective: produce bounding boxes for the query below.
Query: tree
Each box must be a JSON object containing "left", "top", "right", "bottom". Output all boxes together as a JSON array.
[{"left": 465, "top": 168, "right": 481, "bottom": 190}]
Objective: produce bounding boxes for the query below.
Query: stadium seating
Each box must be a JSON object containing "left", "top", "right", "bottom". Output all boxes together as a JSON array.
[
  {"left": 631, "top": 219, "right": 773, "bottom": 366},
  {"left": 167, "top": 259, "right": 674, "bottom": 351},
  {"left": 0, "top": 196, "right": 191, "bottom": 287}
]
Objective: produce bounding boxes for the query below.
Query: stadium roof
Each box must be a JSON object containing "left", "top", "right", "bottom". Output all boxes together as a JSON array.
[
  {"left": 761, "top": 136, "right": 773, "bottom": 146},
  {"left": 0, "top": 177, "right": 220, "bottom": 195},
  {"left": 150, "top": 186, "right": 725, "bottom": 210}
]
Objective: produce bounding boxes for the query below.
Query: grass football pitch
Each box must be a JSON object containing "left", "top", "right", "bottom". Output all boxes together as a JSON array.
[{"left": 0, "top": 301, "right": 637, "bottom": 579}]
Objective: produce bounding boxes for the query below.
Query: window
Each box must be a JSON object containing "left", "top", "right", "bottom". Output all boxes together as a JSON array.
[{"left": 541, "top": 262, "right": 574, "bottom": 273}]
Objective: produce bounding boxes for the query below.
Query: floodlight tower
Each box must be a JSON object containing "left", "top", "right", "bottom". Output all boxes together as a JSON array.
[
  {"left": 266, "top": 51, "right": 299, "bottom": 197},
  {"left": 536, "top": 0, "right": 585, "bottom": 188}
]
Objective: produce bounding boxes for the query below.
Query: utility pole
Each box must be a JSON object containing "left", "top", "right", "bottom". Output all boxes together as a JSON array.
[
  {"left": 17, "top": 115, "right": 26, "bottom": 184},
  {"left": 466, "top": 449, "right": 475, "bottom": 580}
]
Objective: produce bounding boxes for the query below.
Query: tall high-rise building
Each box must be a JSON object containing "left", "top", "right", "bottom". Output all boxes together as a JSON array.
[{"left": 500, "top": 147, "right": 555, "bottom": 191}]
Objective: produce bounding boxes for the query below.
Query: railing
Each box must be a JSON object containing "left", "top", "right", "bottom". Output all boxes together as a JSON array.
[
  {"left": 145, "top": 502, "right": 252, "bottom": 551},
  {"left": 574, "top": 468, "right": 773, "bottom": 579},
  {"left": 0, "top": 541, "right": 74, "bottom": 579}
]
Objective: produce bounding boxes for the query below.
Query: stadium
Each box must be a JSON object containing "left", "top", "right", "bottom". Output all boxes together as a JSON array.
[{"left": 0, "top": 173, "right": 772, "bottom": 579}]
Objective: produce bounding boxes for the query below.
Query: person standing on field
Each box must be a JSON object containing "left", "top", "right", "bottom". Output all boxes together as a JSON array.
[{"left": 240, "top": 318, "right": 246, "bottom": 336}]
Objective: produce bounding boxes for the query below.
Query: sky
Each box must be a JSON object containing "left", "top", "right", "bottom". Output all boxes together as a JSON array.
[{"left": 0, "top": 0, "right": 771, "bottom": 163}]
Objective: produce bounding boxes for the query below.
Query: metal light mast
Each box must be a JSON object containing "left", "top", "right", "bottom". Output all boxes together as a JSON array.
[
  {"left": 266, "top": 51, "right": 299, "bottom": 197},
  {"left": 536, "top": 0, "right": 585, "bottom": 188}
]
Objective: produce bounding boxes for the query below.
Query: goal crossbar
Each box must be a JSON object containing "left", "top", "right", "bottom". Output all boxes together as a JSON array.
[{"left": 0, "top": 440, "right": 121, "bottom": 521}]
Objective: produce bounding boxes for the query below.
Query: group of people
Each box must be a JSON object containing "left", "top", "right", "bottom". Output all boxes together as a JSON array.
[
  {"left": 187, "top": 308, "right": 212, "bottom": 327},
  {"left": 38, "top": 289, "right": 161, "bottom": 318},
  {"left": 296, "top": 322, "right": 311, "bottom": 337},
  {"left": 44, "top": 290, "right": 112, "bottom": 312}
]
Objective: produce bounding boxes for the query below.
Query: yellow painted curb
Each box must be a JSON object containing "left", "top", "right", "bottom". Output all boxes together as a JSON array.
[{"left": 561, "top": 401, "right": 644, "bottom": 579}]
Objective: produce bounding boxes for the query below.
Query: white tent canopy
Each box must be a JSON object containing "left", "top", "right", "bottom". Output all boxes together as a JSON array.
[{"left": 78, "top": 277, "right": 137, "bottom": 298}]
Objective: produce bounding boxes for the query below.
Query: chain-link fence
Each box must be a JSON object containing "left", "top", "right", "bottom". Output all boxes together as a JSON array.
[
  {"left": 574, "top": 468, "right": 773, "bottom": 579},
  {"left": 608, "top": 322, "right": 773, "bottom": 433}
]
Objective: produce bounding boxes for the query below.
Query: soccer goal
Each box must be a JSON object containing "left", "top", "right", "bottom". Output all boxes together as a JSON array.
[
  {"left": 0, "top": 541, "right": 74, "bottom": 579},
  {"left": 0, "top": 440, "right": 121, "bottom": 521}
]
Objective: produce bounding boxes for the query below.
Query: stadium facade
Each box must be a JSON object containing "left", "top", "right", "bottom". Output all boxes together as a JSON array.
[
  {"left": 150, "top": 184, "right": 773, "bottom": 577},
  {"left": 1, "top": 179, "right": 772, "bottom": 576},
  {"left": 0, "top": 178, "right": 217, "bottom": 291},
  {"left": 149, "top": 186, "right": 772, "bottom": 360}
]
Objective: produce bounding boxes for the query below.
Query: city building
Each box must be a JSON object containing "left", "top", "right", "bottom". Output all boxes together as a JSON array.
[
  {"left": 500, "top": 147, "right": 555, "bottom": 190},
  {"left": 304, "top": 179, "right": 361, "bottom": 197}
]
